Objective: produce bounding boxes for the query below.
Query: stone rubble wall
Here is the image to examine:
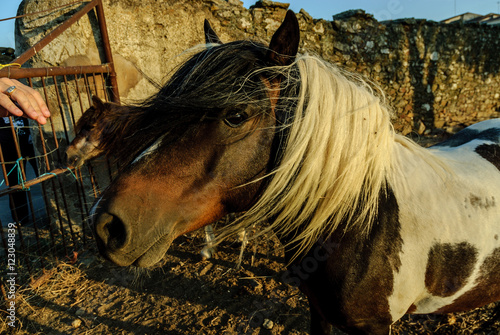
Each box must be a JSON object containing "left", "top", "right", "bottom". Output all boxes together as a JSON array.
[{"left": 16, "top": 0, "right": 500, "bottom": 136}]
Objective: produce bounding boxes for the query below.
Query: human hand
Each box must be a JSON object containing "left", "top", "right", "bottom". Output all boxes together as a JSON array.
[{"left": 0, "top": 78, "right": 51, "bottom": 124}]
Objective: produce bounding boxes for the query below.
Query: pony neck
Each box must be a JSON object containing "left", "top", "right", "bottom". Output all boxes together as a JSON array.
[{"left": 389, "top": 134, "right": 452, "bottom": 195}]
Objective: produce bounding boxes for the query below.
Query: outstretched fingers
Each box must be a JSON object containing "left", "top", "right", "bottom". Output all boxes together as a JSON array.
[{"left": 0, "top": 78, "right": 51, "bottom": 124}]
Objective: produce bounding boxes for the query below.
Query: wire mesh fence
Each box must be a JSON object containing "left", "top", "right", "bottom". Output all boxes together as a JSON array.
[
  {"left": 0, "top": 0, "right": 119, "bottom": 309},
  {"left": 1, "top": 71, "right": 115, "bottom": 282}
]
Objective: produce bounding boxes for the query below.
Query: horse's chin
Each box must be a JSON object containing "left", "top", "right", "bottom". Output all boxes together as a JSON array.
[
  {"left": 100, "top": 233, "right": 175, "bottom": 268},
  {"left": 132, "top": 254, "right": 168, "bottom": 269},
  {"left": 131, "top": 235, "right": 175, "bottom": 268}
]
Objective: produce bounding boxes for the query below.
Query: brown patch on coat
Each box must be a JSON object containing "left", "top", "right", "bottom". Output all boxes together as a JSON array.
[
  {"left": 476, "top": 144, "right": 500, "bottom": 171},
  {"left": 468, "top": 194, "right": 496, "bottom": 210},
  {"left": 289, "top": 187, "right": 401, "bottom": 333},
  {"left": 406, "top": 304, "right": 417, "bottom": 314},
  {"left": 434, "top": 247, "right": 500, "bottom": 313},
  {"left": 425, "top": 242, "right": 478, "bottom": 297}
]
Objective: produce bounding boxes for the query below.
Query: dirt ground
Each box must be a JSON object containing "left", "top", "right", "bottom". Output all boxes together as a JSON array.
[
  {"left": 1, "top": 133, "right": 500, "bottom": 334},
  {"left": 2, "top": 225, "right": 500, "bottom": 335}
]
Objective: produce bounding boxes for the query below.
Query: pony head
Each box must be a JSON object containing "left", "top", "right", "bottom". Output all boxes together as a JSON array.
[{"left": 91, "top": 11, "right": 301, "bottom": 267}]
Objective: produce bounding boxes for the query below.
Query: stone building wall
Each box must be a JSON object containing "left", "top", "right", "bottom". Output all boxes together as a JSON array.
[{"left": 16, "top": 0, "right": 500, "bottom": 136}]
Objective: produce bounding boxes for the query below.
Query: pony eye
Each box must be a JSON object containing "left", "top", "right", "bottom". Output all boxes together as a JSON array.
[{"left": 224, "top": 112, "right": 248, "bottom": 128}]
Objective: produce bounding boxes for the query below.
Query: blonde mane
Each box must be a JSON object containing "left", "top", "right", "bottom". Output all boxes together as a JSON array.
[{"left": 219, "top": 53, "right": 433, "bottom": 258}]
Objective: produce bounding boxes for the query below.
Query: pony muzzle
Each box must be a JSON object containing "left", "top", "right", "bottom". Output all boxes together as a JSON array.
[
  {"left": 94, "top": 212, "right": 132, "bottom": 265},
  {"left": 92, "top": 202, "right": 180, "bottom": 268}
]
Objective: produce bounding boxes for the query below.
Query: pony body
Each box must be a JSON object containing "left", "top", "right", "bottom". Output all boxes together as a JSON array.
[
  {"left": 296, "top": 126, "right": 500, "bottom": 333},
  {"left": 390, "top": 123, "right": 500, "bottom": 314},
  {"left": 90, "top": 11, "right": 500, "bottom": 334}
]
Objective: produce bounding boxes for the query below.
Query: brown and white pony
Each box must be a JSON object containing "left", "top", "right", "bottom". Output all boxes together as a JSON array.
[{"left": 90, "top": 11, "right": 500, "bottom": 334}]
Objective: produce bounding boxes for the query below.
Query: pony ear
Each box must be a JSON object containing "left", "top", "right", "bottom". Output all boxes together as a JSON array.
[
  {"left": 267, "top": 10, "right": 300, "bottom": 66},
  {"left": 92, "top": 96, "right": 104, "bottom": 109},
  {"left": 204, "top": 19, "right": 222, "bottom": 44}
]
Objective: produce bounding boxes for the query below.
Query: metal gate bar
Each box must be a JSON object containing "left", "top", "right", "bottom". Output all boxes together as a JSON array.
[{"left": 9, "top": 0, "right": 119, "bottom": 104}]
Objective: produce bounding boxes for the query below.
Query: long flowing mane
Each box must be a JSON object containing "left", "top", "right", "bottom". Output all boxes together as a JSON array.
[
  {"left": 106, "top": 40, "right": 448, "bottom": 258},
  {"left": 220, "top": 53, "right": 441, "bottom": 258}
]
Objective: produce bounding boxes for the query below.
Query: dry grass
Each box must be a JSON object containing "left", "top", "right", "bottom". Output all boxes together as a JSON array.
[
  {"left": 0, "top": 251, "right": 107, "bottom": 335},
  {"left": 1, "top": 230, "right": 499, "bottom": 335}
]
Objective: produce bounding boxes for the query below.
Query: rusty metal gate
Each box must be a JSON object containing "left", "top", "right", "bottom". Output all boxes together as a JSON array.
[{"left": 0, "top": 0, "right": 119, "bottom": 294}]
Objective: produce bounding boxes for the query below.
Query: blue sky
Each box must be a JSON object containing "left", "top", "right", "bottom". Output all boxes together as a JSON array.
[{"left": 1, "top": 0, "right": 499, "bottom": 49}]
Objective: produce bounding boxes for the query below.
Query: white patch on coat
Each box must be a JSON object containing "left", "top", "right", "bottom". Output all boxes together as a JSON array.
[
  {"left": 387, "top": 123, "right": 500, "bottom": 320},
  {"left": 90, "top": 196, "right": 103, "bottom": 221},
  {"left": 461, "top": 119, "right": 500, "bottom": 133},
  {"left": 132, "top": 134, "right": 167, "bottom": 164},
  {"left": 71, "top": 137, "right": 86, "bottom": 151}
]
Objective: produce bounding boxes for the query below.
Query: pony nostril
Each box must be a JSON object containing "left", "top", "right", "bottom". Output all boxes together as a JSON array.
[
  {"left": 95, "top": 213, "right": 128, "bottom": 251},
  {"left": 65, "top": 151, "right": 78, "bottom": 167}
]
